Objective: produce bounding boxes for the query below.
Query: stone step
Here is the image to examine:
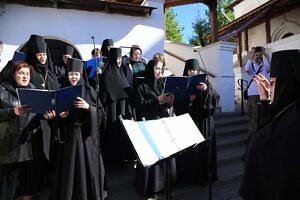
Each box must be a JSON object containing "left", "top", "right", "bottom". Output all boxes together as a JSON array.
[
  {"left": 214, "top": 115, "right": 249, "bottom": 128},
  {"left": 214, "top": 111, "right": 246, "bottom": 119},
  {"left": 217, "top": 132, "right": 248, "bottom": 151},
  {"left": 171, "top": 176, "right": 243, "bottom": 200},
  {"left": 217, "top": 145, "right": 246, "bottom": 166},
  {"left": 215, "top": 123, "right": 249, "bottom": 137},
  {"left": 212, "top": 177, "right": 243, "bottom": 200},
  {"left": 217, "top": 159, "right": 244, "bottom": 183}
]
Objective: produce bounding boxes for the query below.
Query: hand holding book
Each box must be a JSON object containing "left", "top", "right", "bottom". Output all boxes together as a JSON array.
[
  {"left": 13, "top": 105, "right": 31, "bottom": 116},
  {"left": 157, "top": 93, "right": 174, "bottom": 105},
  {"left": 196, "top": 82, "right": 207, "bottom": 91},
  {"left": 74, "top": 97, "right": 89, "bottom": 110},
  {"left": 43, "top": 110, "right": 56, "bottom": 120}
]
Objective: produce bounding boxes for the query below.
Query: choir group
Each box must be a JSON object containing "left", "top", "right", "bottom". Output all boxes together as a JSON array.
[{"left": 0, "top": 34, "right": 219, "bottom": 200}]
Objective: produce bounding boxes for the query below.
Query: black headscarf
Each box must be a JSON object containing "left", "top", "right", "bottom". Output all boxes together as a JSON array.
[
  {"left": 31, "top": 41, "right": 49, "bottom": 76},
  {"left": 100, "top": 39, "right": 114, "bottom": 58},
  {"left": 144, "top": 59, "right": 165, "bottom": 95},
  {"left": 63, "top": 45, "right": 74, "bottom": 56},
  {"left": 61, "top": 58, "right": 84, "bottom": 87},
  {"left": 24, "top": 37, "right": 59, "bottom": 90},
  {"left": 100, "top": 47, "right": 129, "bottom": 103},
  {"left": 22, "top": 34, "right": 45, "bottom": 65},
  {"left": 183, "top": 58, "right": 200, "bottom": 76},
  {"left": 269, "top": 50, "right": 300, "bottom": 118}
]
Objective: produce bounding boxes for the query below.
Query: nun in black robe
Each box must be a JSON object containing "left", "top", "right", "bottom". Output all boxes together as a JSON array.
[
  {"left": 100, "top": 39, "right": 114, "bottom": 63},
  {"left": 28, "top": 40, "right": 62, "bottom": 176},
  {"left": 53, "top": 45, "right": 74, "bottom": 86},
  {"left": 239, "top": 50, "right": 300, "bottom": 200},
  {"left": 99, "top": 47, "right": 132, "bottom": 167},
  {"left": 50, "top": 58, "right": 107, "bottom": 200},
  {"left": 173, "top": 58, "right": 219, "bottom": 185},
  {"left": 0, "top": 34, "right": 56, "bottom": 86},
  {"left": 135, "top": 58, "right": 176, "bottom": 197},
  {"left": 29, "top": 40, "right": 60, "bottom": 90}
]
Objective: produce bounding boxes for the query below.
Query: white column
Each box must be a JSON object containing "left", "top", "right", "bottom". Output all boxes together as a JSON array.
[{"left": 196, "top": 41, "right": 236, "bottom": 112}]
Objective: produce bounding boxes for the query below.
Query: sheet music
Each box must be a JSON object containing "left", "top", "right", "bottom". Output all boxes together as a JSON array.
[
  {"left": 121, "top": 114, "right": 205, "bottom": 167},
  {"left": 121, "top": 120, "right": 159, "bottom": 167},
  {"left": 162, "top": 114, "right": 204, "bottom": 148}
]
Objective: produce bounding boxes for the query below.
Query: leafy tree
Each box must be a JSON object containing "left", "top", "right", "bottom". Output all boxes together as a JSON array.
[
  {"left": 217, "top": 0, "right": 235, "bottom": 28},
  {"left": 165, "top": 8, "right": 184, "bottom": 42},
  {"left": 189, "top": 16, "right": 210, "bottom": 46},
  {"left": 189, "top": 0, "right": 234, "bottom": 46}
]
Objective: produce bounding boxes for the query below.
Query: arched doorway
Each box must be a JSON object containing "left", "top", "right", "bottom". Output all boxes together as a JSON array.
[{"left": 45, "top": 38, "right": 82, "bottom": 67}]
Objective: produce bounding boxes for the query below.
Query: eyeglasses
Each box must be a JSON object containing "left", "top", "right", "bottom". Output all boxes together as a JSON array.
[{"left": 154, "top": 67, "right": 163, "bottom": 72}]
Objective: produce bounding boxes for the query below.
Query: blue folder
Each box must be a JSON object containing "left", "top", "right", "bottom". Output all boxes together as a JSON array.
[
  {"left": 163, "top": 74, "right": 207, "bottom": 99},
  {"left": 84, "top": 57, "right": 104, "bottom": 78},
  {"left": 17, "top": 84, "right": 83, "bottom": 114}
]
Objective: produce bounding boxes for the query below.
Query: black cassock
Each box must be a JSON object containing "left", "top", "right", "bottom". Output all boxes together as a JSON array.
[
  {"left": 99, "top": 57, "right": 132, "bottom": 166},
  {"left": 173, "top": 83, "right": 219, "bottom": 186},
  {"left": 50, "top": 84, "right": 107, "bottom": 200},
  {"left": 240, "top": 49, "right": 300, "bottom": 200},
  {"left": 135, "top": 60, "right": 176, "bottom": 196},
  {"left": 240, "top": 100, "right": 300, "bottom": 200}
]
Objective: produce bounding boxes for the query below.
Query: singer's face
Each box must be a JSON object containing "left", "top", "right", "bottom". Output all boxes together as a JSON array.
[
  {"left": 15, "top": 67, "right": 30, "bottom": 87},
  {"left": 132, "top": 49, "right": 142, "bottom": 62},
  {"left": 36, "top": 53, "right": 47, "bottom": 65},
  {"left": 63, "top": 55, "right": 72, "bottom": 65},
  {"left": 68, "top": 71, "right": 81, "bottom": 86},
  {"left": 154, "top": 61, "right": 164, "bottom": 79},
  {"left": 187, "top": 68, "right": 198, "bottom": 77}
]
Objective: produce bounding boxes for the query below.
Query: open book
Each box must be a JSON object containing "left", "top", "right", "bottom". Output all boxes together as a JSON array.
[
  {"left": 121, "top": 113, "right": 205, "bottom": 167},
  {"left": 17, "top": 84, "right": 83, "bottom": 114},
  {"left": 163, "top": 74, "right": 207, "bottom": 99}
]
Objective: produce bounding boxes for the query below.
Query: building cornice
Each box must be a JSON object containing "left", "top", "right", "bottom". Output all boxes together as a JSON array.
[{"left": 6, "top": 0, "right": 157, "bottom": 17}]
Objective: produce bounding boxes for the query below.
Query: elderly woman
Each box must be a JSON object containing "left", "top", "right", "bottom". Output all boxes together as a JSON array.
[{"left": 0, "top": 61, "right": 56, "bottom": 200}]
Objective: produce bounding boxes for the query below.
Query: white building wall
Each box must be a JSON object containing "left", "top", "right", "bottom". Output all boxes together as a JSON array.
[
  {"left": 233, "top": 7, "right": 300, "bottom": 104},
  {"left": 0, "top": 1, "right": 165, "bottom": 69},
  {"left": 270, "top": 7, "right": 300, "bottom": 41},
  {"left": 236, "top": 7, "right": 300, "bottom": 53},
  {"left": 196, "top": 41, "right": 236, "bottom": 112},
  {"left": 247, "top": 23, "right": 267, "bottom": 48}
]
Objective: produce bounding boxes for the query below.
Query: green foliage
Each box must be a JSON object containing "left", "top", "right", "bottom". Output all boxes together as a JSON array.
[
  {"left": 217, "top": 0, "right": 235, "bottom": 28},
  {"left": 189, "top": 16, "right": 211, "bottom": 46},
  {"left": 165, "top": 8, "right": 183, "bottom": 42},
  {"left": 189, "top": 0, "right": 235, "bottom": 46}
]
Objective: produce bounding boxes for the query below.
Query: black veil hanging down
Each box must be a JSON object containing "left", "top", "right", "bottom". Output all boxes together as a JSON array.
[
  {"left": 99, "top": 47, "right": 131, "bottom": 166},
  {"left": 240, "top": 50, "right": 300, "bottom": 200}
]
